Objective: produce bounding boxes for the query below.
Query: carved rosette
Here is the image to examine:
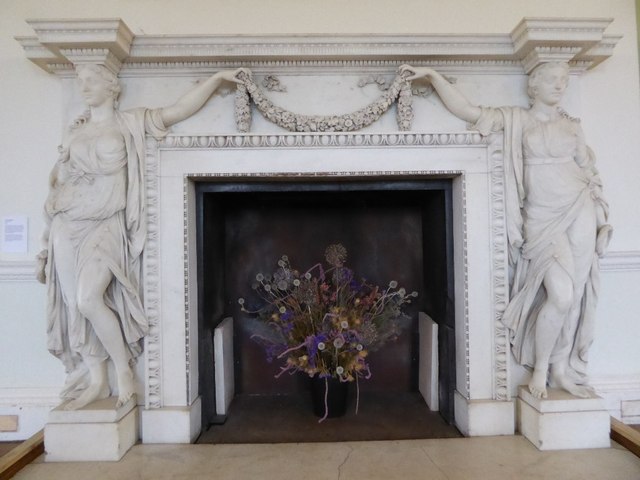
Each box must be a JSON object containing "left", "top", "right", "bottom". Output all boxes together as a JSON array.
[{"left": 235, "top": 70, "right": 414, "bottom": 133}]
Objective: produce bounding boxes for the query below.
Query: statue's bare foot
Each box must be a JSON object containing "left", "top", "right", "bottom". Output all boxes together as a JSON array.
[
  {"left": 116, "top": 369, "right": 136, "bottom": 408},
  {"left": 528, "top": 368, "right": 548, "bottom": 399},
  {"left": 64, "top": 382, "right": 110, "bottom": 410}
]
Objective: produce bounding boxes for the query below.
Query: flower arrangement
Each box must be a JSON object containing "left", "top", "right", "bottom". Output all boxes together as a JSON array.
[{"left": 239, "top": 244, "right": 417, "bottom": 420}]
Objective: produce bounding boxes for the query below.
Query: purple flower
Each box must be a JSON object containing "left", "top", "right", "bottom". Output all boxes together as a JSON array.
[
  {"left": 264, "top": 344, "right": 280, "bottom": 363},
  {"left": 349, "top": 278, "right": 364, "bottom": 291},
  {"left": 282, "top": 321, "right": 294, "bottom": 335},
  {"left": 333, "top": 267, "right": 353, "bottom": 284},
  {"left": 306, "top": 334, "right": 328, "bottom": 359}
]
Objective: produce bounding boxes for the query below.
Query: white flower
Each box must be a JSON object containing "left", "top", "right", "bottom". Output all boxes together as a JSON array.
[
  {"left": 317, "top": 342, "right": 326, "bottom": 351},
  {"left": 340, "top": 320, "right": 349, "bottom": 329},
  {"left": 333, "top": 337, "right": 345, "bottom": 349},
  {"left": 256, "top": 273, "right": 264, "bottom": 282},
  {"left": 264, "top": 284, "right": 271, "bottom": 292},
  {"left": 279, "top": 306, "right": 286, "bottom": 313},
  {"left": 389, "top": 280, "right": 398, "bottom": 289},
  {"left": 336, "top": 366, "right": 344, "bottom": 375},
  {"left": 238, "top": 298, "right": 245, "bottom": 305},
  {"left": 356, "top": 344, "right": 363, "bottom": 351},
  {"left": 304, "top": 272, "right": 312, "bottom": 280},
  {"left": 293, "top": 279, "right": 301, "bottom": 287}
]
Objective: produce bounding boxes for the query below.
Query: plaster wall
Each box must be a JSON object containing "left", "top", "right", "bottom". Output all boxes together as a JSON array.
[{"left": 1, "top": 0, "right": 639, "bottom": 440}]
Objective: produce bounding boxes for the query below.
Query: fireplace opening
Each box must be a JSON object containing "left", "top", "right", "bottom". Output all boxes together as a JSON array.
[{"left": 196, "top": 178, "right": 458, "bottom": 442}]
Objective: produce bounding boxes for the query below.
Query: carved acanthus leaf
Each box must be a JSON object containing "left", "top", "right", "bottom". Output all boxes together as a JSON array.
[
  {"left": 262, "top": 75, "right": 287, "bottom": 92},
  {"left": 358, "top": 74, "right": 457, "bottom": 98}
]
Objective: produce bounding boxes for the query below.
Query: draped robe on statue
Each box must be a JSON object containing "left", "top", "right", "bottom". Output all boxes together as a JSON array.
[
  {"left": 473, "top": 106, "right": 609, "bottom": 384},
  {"left": 43, "top": 108, "right": 168, "bottom": 398}
]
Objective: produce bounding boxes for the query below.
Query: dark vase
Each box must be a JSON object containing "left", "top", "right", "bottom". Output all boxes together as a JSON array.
[{"left": 309, "top": 375, "right": 349, "bottom": 418}]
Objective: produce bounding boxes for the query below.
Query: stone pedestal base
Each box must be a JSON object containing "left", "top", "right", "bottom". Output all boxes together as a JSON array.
[
  {"left": 44, "top": 397, "right": 138, "bottom": 462},
  {"left": 517, "top": 386, "right": 610, "bottom": 450}
]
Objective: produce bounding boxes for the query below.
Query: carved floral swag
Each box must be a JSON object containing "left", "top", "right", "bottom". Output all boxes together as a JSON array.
[{"left": 234, "top": 70, "right": 414, "bottom": 133}]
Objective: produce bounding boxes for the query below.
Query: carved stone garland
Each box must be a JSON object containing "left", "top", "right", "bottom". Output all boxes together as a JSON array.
[{"left": 235, "top": 70, "right": 414, "bottom": 133}]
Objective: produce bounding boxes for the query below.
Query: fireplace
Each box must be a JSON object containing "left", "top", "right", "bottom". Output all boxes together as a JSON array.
[
  {"left": 195, "top": 179, "right": 456, "bottom": 433},
  {"left": 138, "top": 130, "right": 515, "bottom": 443}
]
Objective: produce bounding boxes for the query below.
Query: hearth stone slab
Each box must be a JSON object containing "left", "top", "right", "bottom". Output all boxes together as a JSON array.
[
  {"left": 517, "top": 385, "right": 611, "bottom": 450},
  {"left": 44, "top": 397, "right": 138, "bottom": 462}
]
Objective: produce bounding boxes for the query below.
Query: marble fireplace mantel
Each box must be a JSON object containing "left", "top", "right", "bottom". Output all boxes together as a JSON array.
[
  {"left": 16, "top": 17, "right": 619, "bottom": 75},
  {"left": 144, "top": 131, "right": 508, "bottom": 443},
  {"left": 17, "top": 17, "right": 621, "bottom": 445}
]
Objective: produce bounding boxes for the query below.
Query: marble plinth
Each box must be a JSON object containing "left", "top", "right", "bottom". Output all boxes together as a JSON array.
[
  {"left": 517, "top": 386, "right": 610, "bottom": 450},
  {"left": 45, "top": 397, "right": 138, "bottom": 462}
]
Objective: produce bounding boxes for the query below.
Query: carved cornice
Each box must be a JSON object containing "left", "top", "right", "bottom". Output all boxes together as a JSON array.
[
  {"left": 16, "top": 17, "right": 620, "bottom": 75},
  {"left": 19, "top": 18, "right": 133, "bottom": 74},
  {"left": 511, "top": 17, "right": 618, "bottom": 72}
]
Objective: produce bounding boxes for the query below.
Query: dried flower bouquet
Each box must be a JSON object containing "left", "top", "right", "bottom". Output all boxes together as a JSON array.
[{"left": 239, "top": 244, "right": 417, "bottom": 421}]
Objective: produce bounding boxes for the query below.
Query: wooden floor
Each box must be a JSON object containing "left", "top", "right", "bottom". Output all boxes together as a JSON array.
[
  {"left": 0, "top": 431, "right": 44, "bottom": 480},
  {"left": 611, "top": 419, "right": 640, "bottom": 458},
  {"left": 0, "top": 444, "right": 20, "bottom": 459}
]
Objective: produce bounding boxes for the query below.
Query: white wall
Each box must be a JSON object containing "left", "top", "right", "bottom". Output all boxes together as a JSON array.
[{"left": 1, "top": 0, "right": 639, "bottom": 439}]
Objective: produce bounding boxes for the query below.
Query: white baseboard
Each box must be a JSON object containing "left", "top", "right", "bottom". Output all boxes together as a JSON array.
[
  {"left": 0, "top": 387, "right": 60, "bottom": 407},
  {"left": 0, "top": 387, "right": 60, "bottom": 441},
  {"left": 590, "top": 374, "right": 640, "bottom": 424}
]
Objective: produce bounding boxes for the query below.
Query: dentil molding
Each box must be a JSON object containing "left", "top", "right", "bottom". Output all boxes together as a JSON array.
[{"left": 15, "top": 17, "right": 620, "bottom": 75}]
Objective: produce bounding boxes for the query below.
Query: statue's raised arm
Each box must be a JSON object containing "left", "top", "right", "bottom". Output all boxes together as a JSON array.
[
  {"left": 160, "top": 68, "right": 250, "bottom": 127},
  {"left": 399, "top": 65, "right": 482, "bottom": 123},
  {"left": 39, "top": 64, "right": 250, "bottom": 410},
  {"left": 403, "top": 62, "right": 612, "bottom": 400}
]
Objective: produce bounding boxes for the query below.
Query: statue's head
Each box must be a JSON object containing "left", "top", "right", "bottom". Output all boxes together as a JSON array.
[
  {"left": 75, "top": 64, "right": 121, "bottom": 107},
  {"left": 527, "top": 62, "right": 570, "bottom": 105}
]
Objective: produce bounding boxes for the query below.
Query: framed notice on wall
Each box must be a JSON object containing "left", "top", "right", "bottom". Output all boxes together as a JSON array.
[{"left": 1, "top": 216, "right": 28, "bottom": 253}]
